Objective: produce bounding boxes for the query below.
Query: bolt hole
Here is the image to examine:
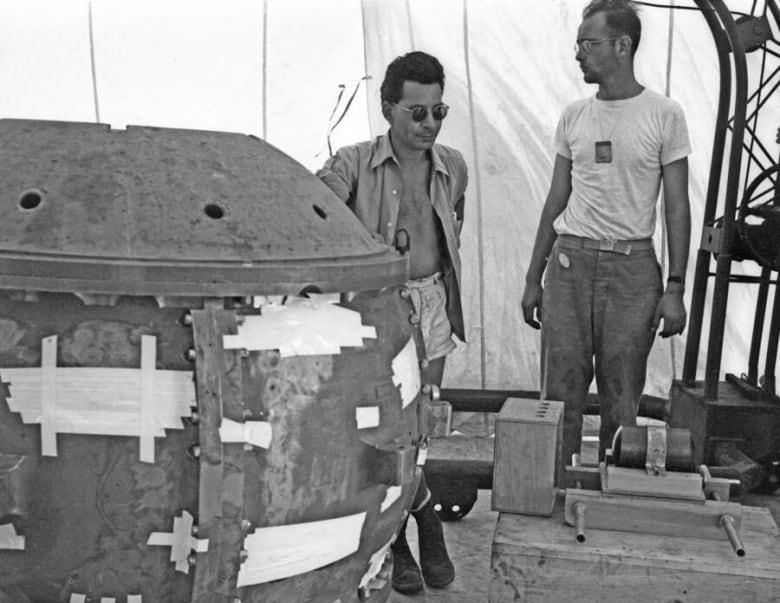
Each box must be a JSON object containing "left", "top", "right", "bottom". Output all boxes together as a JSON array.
[
  {"left": 18, "top": 190, "right": 43, "bottom": 211},
  {"left": 451, "top": 504, "right": 461, "bottom": 513},
  {"left": 313, "top": 204, "right": 327, "bottom": 219},
  {"left": 204, "top": 203, "right": 225, "bottom": 219},
  {"left": 434, "top": 503, "right": 442, "bottom": 511}
]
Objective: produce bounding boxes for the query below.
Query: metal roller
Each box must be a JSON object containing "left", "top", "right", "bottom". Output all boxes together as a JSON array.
[{"left": 611, "top": 425, "right": 695, "bottom": 472}]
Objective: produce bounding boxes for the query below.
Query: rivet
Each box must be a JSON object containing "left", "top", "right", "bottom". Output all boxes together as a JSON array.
[
  {"left": 189, "top": 411, "right": 200, "bottom": 425},
  {"left": 187, "top": 553, "right": 197, "bottom": 566},
  {"left": 239, "top": 549, "right": 249, "bottom": 562},
  {"left": 399, "top": 288, "right": 411, "bottom": 299},
  {"left": 409, "top": 313, "right": 420, "bottom": 325},
  {"left": 240, "top": 519, "right": 252, "bottom": 531},
  {"left": 184, "top": 348, "right": 197, "bottom": 362},
  {"left": 180, "top": 312, "right": 194, "bottom": 326}
]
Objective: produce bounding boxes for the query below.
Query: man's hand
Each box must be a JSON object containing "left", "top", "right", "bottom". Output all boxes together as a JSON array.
[
  {"left": 521, "top": 282, "right": 543, "bottom": 329},
  {"left": 652, "top": 290, "right": 687, "bottom": 338}
]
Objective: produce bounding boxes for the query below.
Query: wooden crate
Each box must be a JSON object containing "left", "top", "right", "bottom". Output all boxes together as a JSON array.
[
  {"left": 492, "top": 398, "right": 563, "bottom": 516},
  {"left": 490, "top": 501, "right": 780, "bottom": 602}
]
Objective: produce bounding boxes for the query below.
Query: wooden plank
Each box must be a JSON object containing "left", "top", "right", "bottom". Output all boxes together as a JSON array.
[
  {"left": 492, "top": 399, "right": 563, "bottom": 515},
  {"left": 602, "top": 464, "right": 705, "bottom": 501},
  {"left": 564, "top": 488, "right": 741, "bottom": 540},
  {"left": 425, "top": 435, "right": 494, "bottom": 483},
  {"left": 191, "top": 305, "right": 247, "bottom": 598},
  {"left": 490, "top": 502, "right": 780, "bottom": 602}
]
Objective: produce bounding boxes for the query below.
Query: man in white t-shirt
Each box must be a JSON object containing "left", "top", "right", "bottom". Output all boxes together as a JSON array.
[{"left": 521, "top": 0, "right": 691, "bottom": 468}]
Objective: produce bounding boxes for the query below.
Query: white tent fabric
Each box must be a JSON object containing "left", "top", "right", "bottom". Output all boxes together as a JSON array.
[{"left": 0, "top": 0, "right": 777, "bottom": 395}]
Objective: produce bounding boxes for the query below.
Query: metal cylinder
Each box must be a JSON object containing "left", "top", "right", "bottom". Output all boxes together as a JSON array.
[
  {"left": 720, "top": 514, "right": 746, "bottom": 557},
  {"left": 573, "top": 502, "right": 587, "bottom": 542},
  {"left": 612, "top": 425, "right": 695, "bottom": 471}
]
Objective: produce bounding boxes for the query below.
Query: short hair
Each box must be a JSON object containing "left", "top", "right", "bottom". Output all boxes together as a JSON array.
[
  {"left": 583, "top": 0, "right": 641, "bottom": 55},
  {"left": 380, "top": 51, "right": 445, "bottom": 105}
]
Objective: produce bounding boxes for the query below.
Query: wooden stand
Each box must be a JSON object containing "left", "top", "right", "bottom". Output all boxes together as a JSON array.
[
  {"left": 490, "top": 499, "right": 780, "bottom": 602},
  {"left": 492, "top": 398, "right": 563, "bottom": 516}
]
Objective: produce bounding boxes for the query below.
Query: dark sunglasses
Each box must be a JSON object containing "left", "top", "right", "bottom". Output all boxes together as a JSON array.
[{"left": 392, "top": 102, "right": 449, "bottom": 122}]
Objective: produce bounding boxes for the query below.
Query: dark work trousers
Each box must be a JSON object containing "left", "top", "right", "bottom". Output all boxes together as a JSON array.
[{"left": 541, "top": 236, "right": 663, "bottom": 467}]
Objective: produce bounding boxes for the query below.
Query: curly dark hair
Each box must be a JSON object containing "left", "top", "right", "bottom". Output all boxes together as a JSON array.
[
  {"left": 380, "top": 51, "right": 445, "bottom": 105},
  {"left": 583, "top": 0, "right": 641, "bottom": 55}
]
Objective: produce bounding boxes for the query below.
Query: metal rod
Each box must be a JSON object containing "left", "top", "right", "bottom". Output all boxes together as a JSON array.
[
  {"left": 684, "top": 0, "right": 733, "bottom": 383},
  {"left": 720, "top": 515, "right": 745, "bottom": 557},
  {"left": 704, "top": 0, "right": 750, "bottom": 400},
  {"left": 437, "top": 388, "right": 670, "bottom": 421},
  {"left": 748, "top": 267, "right": 771, "bottom": 385},
  {"left": 762, "top": 272, "right": 780, "bottom": 397},
  {"left": 574, "top": 502, "right": 587, "bottom": 543}
]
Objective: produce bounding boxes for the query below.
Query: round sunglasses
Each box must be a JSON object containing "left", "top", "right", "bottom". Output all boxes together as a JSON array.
[{"left": 392, "top": 103, "right": 449, "bottom": 122}]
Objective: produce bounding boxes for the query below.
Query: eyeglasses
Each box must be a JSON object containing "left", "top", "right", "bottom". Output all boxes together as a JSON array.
[
  {"left": 392, "top": 103, "right": 449, "bottom": 122},
  {"left": 574, "top": 36, "right": 620, "bottom": 54}
]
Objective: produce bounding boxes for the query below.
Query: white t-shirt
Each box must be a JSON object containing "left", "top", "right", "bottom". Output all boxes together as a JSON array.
[{"left": 552, "top": 88, "right": 691, "bottom": 240}]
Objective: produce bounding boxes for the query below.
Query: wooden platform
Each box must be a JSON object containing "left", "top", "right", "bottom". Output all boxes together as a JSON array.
[{"left": 490, "top": 498, "right": 780, "bottom": 602}]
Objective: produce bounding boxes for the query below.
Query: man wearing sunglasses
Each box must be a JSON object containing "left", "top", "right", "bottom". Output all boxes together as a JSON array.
[
  {"left": 317, "top": 51, "right": 467, "bottom": 594},
  {"left": 521, "top": 0, "right": 691, "bottom": 475}
]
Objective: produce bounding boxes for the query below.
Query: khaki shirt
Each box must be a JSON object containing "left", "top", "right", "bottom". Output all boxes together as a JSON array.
[{"left": 316, "top": 132, "right": 468, "bottom": 341}]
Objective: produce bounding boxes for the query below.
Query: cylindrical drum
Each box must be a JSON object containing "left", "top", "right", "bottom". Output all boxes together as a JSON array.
[{"left": 0, "top": 120, "right": 422, "bottom": 602}]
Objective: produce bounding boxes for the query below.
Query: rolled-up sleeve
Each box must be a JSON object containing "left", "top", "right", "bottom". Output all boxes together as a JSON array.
[{"left": 316, "top": 149, "right": 358, "bottom": 203}]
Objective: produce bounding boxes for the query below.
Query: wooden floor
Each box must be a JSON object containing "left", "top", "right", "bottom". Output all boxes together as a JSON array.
[
  {"left": 387, "top": 489, "right": 497, "bottom": 603},
  {"left": 388, "top": 414, "right": 780, "bottom": 602}
]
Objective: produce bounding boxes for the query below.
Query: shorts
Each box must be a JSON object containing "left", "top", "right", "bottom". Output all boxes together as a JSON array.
[{"left": 406, "top": 272, "right": 456, "bottom": 361}]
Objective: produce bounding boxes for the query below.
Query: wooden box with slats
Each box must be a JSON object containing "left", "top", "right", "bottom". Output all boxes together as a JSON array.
[{"left": 492, "top": 398, "right": 563, "bottom": 516}]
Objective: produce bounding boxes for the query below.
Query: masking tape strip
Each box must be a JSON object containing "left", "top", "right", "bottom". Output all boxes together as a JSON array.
[
  {"left": 380, "top": 486, "right": 402, "bottom": 513},
  {"left": 237, "top": 511, "right": 366, "bottom": 587},
  {"left": 2, "top": 340, "right": 194, "bottom": 461},
  {"left": 391, "top": 337, "right": 420, "bottom": 409},
  {"left": 358, "top": 535, "right": 394, "bottom": 589},
  {"left": 146, "top": 510, "right": 209, "bottom": 573},
  {"left": 40, "top": 335, "right": 57, "bottom": 456},
  {"left": 0, "top": 523, "right": 24, "bottom": 549},
  {"left": 127, "top": 596, "right": 142, "bottom": 603},
  {"left": 355, "top": 406, "right": 379, "bottom": 429},
  {"left": 69, "top": 596, "right": 86, "bottom": 603},
  {"left": 139, "top": 335, "right": 156, "bottom": 463},
  {"left": 223, "top": 297, "right": 376, "bottom": 356},
  {"left": 100, "top": 599, "right": 116, "bottom": 603},
  {"left": 219, "top": 418, "right": 272, "bottom": 448}
]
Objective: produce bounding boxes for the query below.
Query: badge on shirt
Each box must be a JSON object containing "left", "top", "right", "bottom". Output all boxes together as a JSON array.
[{"left": 595, "top": 140, "right": 612, "bottom": 163}]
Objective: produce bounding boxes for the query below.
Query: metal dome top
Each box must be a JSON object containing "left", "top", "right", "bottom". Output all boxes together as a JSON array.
[{"left": 0, "top": 119, "right": 407, "bottom": 296}]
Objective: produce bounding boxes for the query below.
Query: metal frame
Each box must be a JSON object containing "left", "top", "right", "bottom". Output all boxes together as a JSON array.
[{"left": 683, "top": 0, "right": 780, "bottom": 400}]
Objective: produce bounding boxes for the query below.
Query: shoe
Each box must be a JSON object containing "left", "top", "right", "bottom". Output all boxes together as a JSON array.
[
  {"left": 414, "top": 501, "right": 455, "bottom": 588},
  {"left": 391, "top": 524, "right": 424, "bottom": 594}
]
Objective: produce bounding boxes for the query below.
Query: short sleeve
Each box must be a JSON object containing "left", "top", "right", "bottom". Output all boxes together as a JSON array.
[
  {"left": 660, "top": 102, "right": 692, "bottom": 166},
  {"left": 552, "top": 111, "right": 571, "bottom": 160}
]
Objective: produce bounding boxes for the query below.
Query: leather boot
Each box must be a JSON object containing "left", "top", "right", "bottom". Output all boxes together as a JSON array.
[
  {"left": 414, "top": 500, "right": 455, "bottom": 588},
  {"left": 390, "top": 518, "right": 424, "bottom": 594}
]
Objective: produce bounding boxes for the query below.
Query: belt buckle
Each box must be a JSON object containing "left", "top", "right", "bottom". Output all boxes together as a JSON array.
[{"left": 600, "top": 239, "right": 616, "bottom": 252}]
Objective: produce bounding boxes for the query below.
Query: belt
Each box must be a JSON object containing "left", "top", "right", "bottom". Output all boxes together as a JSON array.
[
  {"left": 407, "top": 271, "right": 443, "bottom": 288},
  {"left": 556, "top": 234, "right": 653, "bottom": 255}
]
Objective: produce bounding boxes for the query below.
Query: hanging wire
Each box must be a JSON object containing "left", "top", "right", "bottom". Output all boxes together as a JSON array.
[
  {"left": 88, "top": 1, "right": 100, "bottom": 123},
  {"left": 316, "top": 76, "right": 370, "bottom": 158}
]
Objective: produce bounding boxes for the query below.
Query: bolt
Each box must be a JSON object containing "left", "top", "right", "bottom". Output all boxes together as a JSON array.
[
  {"left": 180, "top": 312, "right": 194, "bottom": 327},
  {"left": 399, "top": 288, "right": 411, "bottom": 299},
  {"left": 240, "top": 519, "right": 252, "bottom": 531},
  {"left": 187, "top": 553, "right": 197, "bottom": 566},
  {"left": 184, "top": 348, "right": 197, "bottom": 362},
  {"left": 189, "top": 410, "right": 200, "bottom": 425}
]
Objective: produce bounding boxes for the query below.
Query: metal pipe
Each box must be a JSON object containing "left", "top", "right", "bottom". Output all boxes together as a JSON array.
[
  {"left": 720, "top": 514, "right": 745, "bottom": 557},
  {"left": 573, "top": 502, "right": 587, "bottom": 543},
  {"left": 684, "top": 0, "right": 734, "bottom": 383},
  {"left": 762, "top": 277, "right": 780, "bottom": 397},
  {"left": 438, "top": 388, "right": 670, "bottom": 421},
  {"left": 704, "top": 0, "right": 750, "bottom": 400},
  {"left": 748, "top": 267, "right": 770, "bottom": 385}
]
